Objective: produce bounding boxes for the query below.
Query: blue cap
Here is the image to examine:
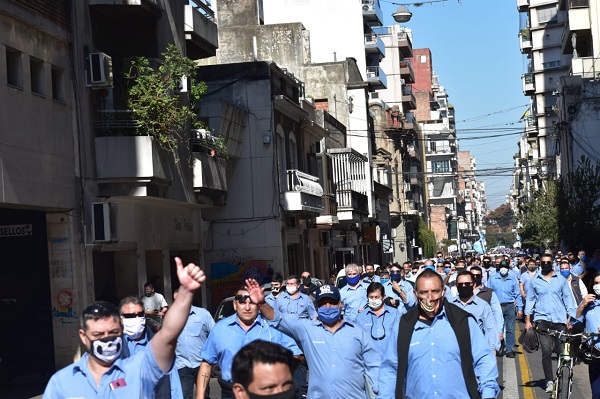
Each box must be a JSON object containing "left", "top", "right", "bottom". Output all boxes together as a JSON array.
[
  {"left": 423, "top": 265, "right": 436, "bottom": 272},
  {"left": 314, "top": 284, "right": 341, "bottom": 303}
]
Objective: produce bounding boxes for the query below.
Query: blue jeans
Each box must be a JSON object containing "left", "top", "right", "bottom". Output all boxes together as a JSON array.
[
  {"left": 589, "top": 360, "right": 600, "bottom": 399},
  {"left": 501, "top": 303, "right": 516, "bottom": 352}
]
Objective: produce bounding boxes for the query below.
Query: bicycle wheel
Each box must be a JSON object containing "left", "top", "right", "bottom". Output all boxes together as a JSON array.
[{"left": 555, "top": 365, "right": 573, "bottom": 399}]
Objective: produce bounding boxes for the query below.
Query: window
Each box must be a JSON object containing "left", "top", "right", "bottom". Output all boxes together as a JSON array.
[
  {"left": 6, "top": 47, "right": 22, "bottom": 88},
  {"left": 542, "top": 60, "right": 560, "bottom": 69},
  {"left": 537, "top": 5, "right": 558, "bottom": 24},
  {"left": 51, "top": 66, "right": 64, "bottom": 101},
  {"left": 420, "top": 55, "right": 427, "bottom": 63},
  {"left": 432, "top": 161, "right": 450, "bottom": 173},
  {"left": 30, "top": 57, "right": 45, "bottom": 95}
]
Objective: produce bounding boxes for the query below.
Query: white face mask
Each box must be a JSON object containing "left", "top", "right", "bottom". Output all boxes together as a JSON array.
[
  {"left": 368, "top": 298, "right": 383, "bottom": 310},
  {"left": 499, "top": 267, "right": 509, "bottom": 276},
  {"left": 90, "top": 335, "right": 122, "bottom": 363},
  {"left": 122, "top": 317, "right": 146, "bottom": 340},
  {"left": 594, "top": 284, "right": 600, "bottom": 296},
  {"left": 286, "top": 285, "right": 298, "bottom": 295}
]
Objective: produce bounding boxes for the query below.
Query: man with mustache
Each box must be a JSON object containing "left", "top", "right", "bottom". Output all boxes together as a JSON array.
[{"left": 378, "top": 269, "right": 499, "bottom": 399}]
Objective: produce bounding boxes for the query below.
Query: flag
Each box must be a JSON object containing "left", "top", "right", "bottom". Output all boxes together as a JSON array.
[
  {"left": 519, "top": 108, "right": 531, "bottom": 121},
  {"left": 473, "top": 232, "right": 486, "bottom": 254}
]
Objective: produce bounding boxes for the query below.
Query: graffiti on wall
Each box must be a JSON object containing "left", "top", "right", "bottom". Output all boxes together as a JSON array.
[
  {"left": 52, "top": 289, "right": 77, "bottom": 322},
  {"left": 210, "top": 258, "right": 272, "bottom": 309}
]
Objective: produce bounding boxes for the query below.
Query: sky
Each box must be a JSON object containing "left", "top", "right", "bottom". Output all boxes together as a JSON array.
[{"left": 379, "top": 0, "right": 528, "bottom": 210}]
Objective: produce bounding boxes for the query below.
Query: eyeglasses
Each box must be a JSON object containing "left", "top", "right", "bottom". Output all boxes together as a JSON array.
[
  {"left": 234, "top": 294, "right": 252, "bottom": 304},
  {"left": 390, "top": 270, "right": 401, "bottom": 274},
  {"left": 82, "top": 302, "right": 120, "bottom": 317},
  {"left": 121, "top": 311, "right": 145, "bottom": 319},
  {"left": 456, "top": 282, "right": 474, "bottom": 288}
]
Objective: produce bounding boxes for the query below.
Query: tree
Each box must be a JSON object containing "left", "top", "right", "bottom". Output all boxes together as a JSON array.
[
  {"left": 418, "top": 218, "right": 437, "bottom": 258},
  {"left": 124, "top": 44, "right": 208, "bottom": 159},
  {"left": 485, "top": 204, "right": 514, "bottom": 228},
  {"left": 484, "top": 203, "right": 516, "bottom": 250},
  {"left": 557, "top": 156, "right": 600, "bottom": 251},
  {"left": 517, "top": 181, "right": 558, "bottom": 251}
]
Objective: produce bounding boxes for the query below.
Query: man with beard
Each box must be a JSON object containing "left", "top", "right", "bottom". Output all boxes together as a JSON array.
[
  {"left": 524, "top": 253, "right": 577, "bottom": 393},
  {"left": 42, "top": 258, "right": 207, "bottom": 398},
  {"left": 378, "top": 269, "right": 499, "bottom": 399},
  {"left": 265, "top": 273, "right": 284, "bottom": 307}
]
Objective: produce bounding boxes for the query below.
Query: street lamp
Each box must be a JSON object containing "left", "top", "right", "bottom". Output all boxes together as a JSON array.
[{"left": 392, "top": 5, "right": 412, "bottom": 23}]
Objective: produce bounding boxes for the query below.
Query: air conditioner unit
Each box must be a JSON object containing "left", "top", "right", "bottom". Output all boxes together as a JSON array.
[
  {"left": 92, "top": 202, "right": 118, "bottom": 242},
  {"left": 86, "top": 52, "right": 113, "bottom": 88},
  {"left": 362, "top": 4, "right": 373, "bottom": 11}
]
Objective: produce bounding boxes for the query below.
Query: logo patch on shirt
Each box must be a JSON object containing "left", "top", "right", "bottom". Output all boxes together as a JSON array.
[
  {"left": 409, "top": 341, "right": 421, "bottom": 347},
  {"left": 312, "top": 340, "right": 326, "bottom": 344},
  {"left": 109, "top": 378, "right": 127, "bottom": 390}
]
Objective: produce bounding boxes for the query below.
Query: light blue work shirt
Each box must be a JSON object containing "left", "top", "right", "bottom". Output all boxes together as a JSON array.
[
  {"left": 488, "top": 273, "right": 523, "bottom": 311},
  {"left": 271, "top": 310, "right": 381, "bottom": 398},
  {"left": 363, "top": 274, "right": 381, "bottom": 284},
  {"left": 175, "top": 306, "right": 214, "bottom": 369},
  {"left": 340, "top": 282, "right": 368, "bottom": 322},
  {"left": 450, "top": 295, "right": 501, "bottom": 350},
  {"left": 525, "top": 272, "right": 577, "bottom": 323},
  {"left": 355, "top": 304, "right": 400, "bottom": 354},
  {"left": 581, "top": 299, "right": 600, "bottom": 349},
  {"left": 519, "top": 269, "right": 538, "bottom": 297},
  {"left": 481, "top": 267, "right": 495, "bottom": 287},
  {"left": 382, "top": 280, "right": 417, "bottom": 313},
  {"left": 200, "top": 314, "right": 301, "bottom": 382},
  {"left": 265, "top": 292, "right": 280, "bottom": 308},
  {"left": 43, "top": 348, "right": 164, "bottom": 398},
  {"left": 275, "top": 291, "right": 317, "bottom": 319},
  {"left": 122, "top": 330, "right": 183, "bottom": 398},
  {"left": 572, "top": 261, "right": 585, "bottom": 277},
  {"left": 378, "top": 307, "right": 500, "bottom": 399},
  {"left": 474, "top": 287, "right": 504, "bottom": 335}
]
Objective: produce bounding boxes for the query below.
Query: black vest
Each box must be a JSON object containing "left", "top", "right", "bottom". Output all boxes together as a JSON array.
[
  {"left": 570, "top": 275, "right": 584, "bottom": 306},
  {"left": 395, "top": 300, "right": 481, "bottom": 399},
  {"left": 476, "top": 286, "right": 493, "bottom": 305}
]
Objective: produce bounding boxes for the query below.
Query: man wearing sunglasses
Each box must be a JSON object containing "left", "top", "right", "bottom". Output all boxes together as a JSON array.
[
  {"left": 196, "top": 288, "right": 301, "bottom": 399},
  {"left": 524, "top": 253, "right": 578, "bottom": 393},
  {"left": 382, "top": 264, "right": 416, "bottom": 313},
  {"left": 43, "top": 257, "right": 207, "bottom": 398}
]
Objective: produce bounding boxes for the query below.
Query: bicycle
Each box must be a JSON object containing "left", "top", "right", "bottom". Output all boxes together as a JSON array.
[{"left": 537, "top": 327, "right": 600, "bottom": 399}]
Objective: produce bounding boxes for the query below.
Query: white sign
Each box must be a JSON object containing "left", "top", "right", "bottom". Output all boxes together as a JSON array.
[{"left": 0, "top": 224, "right": 33, "bottom": 238}]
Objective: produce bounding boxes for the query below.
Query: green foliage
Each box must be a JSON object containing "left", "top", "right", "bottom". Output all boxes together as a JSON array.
[
  {"left": 418, "top": 218, "right": 437, "bottom": 258},
  {"left": 517, "top": 181, "right": 558, "bottom": 250},
  {"left": 484, "top": 203, "right": 516, "bottom": 250},
  {"left": 557, "top": 156, "right": 600, "bottom": 251},
  {"left": 485, "top": 204, "right": 514, "bottom": 228},
  {"left": 123, "top": 44, "right": 207, "bottom": 159}
]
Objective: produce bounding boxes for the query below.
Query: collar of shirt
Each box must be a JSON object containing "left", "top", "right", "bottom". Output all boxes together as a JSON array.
[
  {"left": 229, "top": 313, "right": 263, "bottom": 330},
  {"left": 414, "top": 307, "right": 447, "bottom": 331},
  {"left": 364, "top": 306, "right": 391, "bottom": 318},
  {"left": 72, "top": 352, "right": 125, "bottom": 377}
]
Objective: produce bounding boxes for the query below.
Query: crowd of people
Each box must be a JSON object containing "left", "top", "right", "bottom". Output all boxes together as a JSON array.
[{"left": 41, "top": 249, "right": 600, "bottom": 399}]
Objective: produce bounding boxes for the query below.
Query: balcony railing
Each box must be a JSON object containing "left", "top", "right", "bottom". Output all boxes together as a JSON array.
[
  {"left": 362, "top": 0, "right": 383, "bottom": 26},
  {"left": 366, "top": 66, "right": 387, "bottom": 89},
  {"left": 94, "top": 109, "right": 140, "bottom": 136},
  {"left": 522, "top": 73, "right": 535, "bottom": 95},
  {"left": 400, "top": 59, "right": 415, "bottom": 83},
  {"left": 284, "top": 170, "right": 323, "bottom": 196},
  {"left": 397, "top": 31, "right": 413, "bottom": 58},
  {"left": 280, "top": 170, "right": 324, "bottom": 215},
  {"left": 184, "top": 0, "right": 218, "bottom": 59},
  {"left": 364, "top": 33, "right": 385, "bottom": 56},
  {"left": 401, "top": 85, "right": 416, "bottom": 109}
]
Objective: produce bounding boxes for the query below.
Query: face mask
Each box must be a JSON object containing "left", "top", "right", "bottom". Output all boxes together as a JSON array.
[
  {"left": 381, "top": 278, "right": 390, "bottom": 284},
  {"left": 483, "top": 262, "right": 491, "bottom": 269},
  {"left": 499, "top": 267, "right": 508, "bottom": 277},
  {"left": 457, "top": 285, "right": 473, "bottom": 299},
  {"left": 271, "top": 287, "right": 281, "bottom": 294},
  {"left": 581, "top": 255, "right": 587, "bottom": 262},
  {"left": 366, "top": 272, "right": 374, "bottom": 278},
  {"left": 444, "top": 267, "right": 451, "bottom": 274},
  {"left": 248, "top": 387, "right": 296, "bottom": 399},
  {"left": 418, "top": 296, "right": 442, "bottom": 316},
  {"left": 317, "top": 306, "right": 341, "bottom": 325},
  {"left": 406, "top": 272, "right": 412, "bottom": 278},
  {"left": 347, "top": 275, "right": 360, "bottom": 286},
  {"left": 473, "top": 276, "right": 482, "bottom": 286},
  {"left": 122, "top": 317, "right": 146, "bottom": 340},
  {"left": 302, "top": 277, "right": 311, "bottom": 286},
  {"left": 541, "top": 263, "right": 553, "bottom": 275},
  {"left": 594, "top": 284, "right": 600, "bottom": 296},
  {"left": 368, "top": 298, "right": 383, "bottom": 310},
  {"left": 286, "top": 285, "right": 298, "bottom": 295},
  {"left": 89, "top": 335, "right": 122, "bottom": 363},
  {"left": 560, "top": 270, "right": 571, "bottom": 278},
  {"left": 527, "top": 265, "right": 537, "bottom": 271},
  {"left": 569, "top": 258, "right": 577, "bottom": 265},
  {"left": 144, "top": 292, "right": 152, "bottom": 297},
  {"left": 390, "top": 273, "right": 402, "bottom": 282}
]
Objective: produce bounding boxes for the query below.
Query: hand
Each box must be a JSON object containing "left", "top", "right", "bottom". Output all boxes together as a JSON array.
[
  {"left": 583, "top": 294, "right": 596, "bottom": 307},
  {"left": 158, "top": 311, "right": 165, "bottom": 317},
  {"left": 392, "top": 280, "right": 400, "bottom": 290},
  {"left": 567, "top": 320, "right": 572, "bottom": 330},
  {"left": 517, "top": 311, "right": 523, "bottom": 319},
  {"left": 499, "top": 333, "right": 504, "bottom": 341},
  {"left": 525, "top": 321, "right": 532, "bottom": 331},
  {"left": 175, "top": 257, "right": 206, "bottom": 292},
  {"left": 245, "top": 278, "right": 265, "bottom": 304}
]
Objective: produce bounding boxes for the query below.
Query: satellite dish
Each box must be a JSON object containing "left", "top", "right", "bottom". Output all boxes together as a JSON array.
[{"left": 392, "top": 6, "right": 412, "bottom": 23}]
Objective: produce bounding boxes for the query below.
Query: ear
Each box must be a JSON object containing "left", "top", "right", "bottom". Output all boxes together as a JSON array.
[
  {"left": 232, "top": 383, "right": 248, "bottom": 399},
  {"left": 78, "top": 329, "right": 88, "bottom": 346}
]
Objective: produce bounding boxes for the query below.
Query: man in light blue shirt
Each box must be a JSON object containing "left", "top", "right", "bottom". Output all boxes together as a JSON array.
[
  {"left": 524, "top": 253, "right": 577, "bottom": 393},
  {"left": 382, "top": 264, "right": 416, "bottom": 314},
  {"left": 451, "top": 271, "right": 500, "bottom": 352},
  {"left": 378, "top": 269, "right": 499, "bottom": 399},
  {"left": 488, "top": 260, "right": 523, "bottom": 358},
  {"left": 248, "top": 280, "right": 381, "bottom": 399},
  {"left": 196, "top": 288, "right": 302, "bottom": 399},
  {"left": 362, "top": 262, "right": 381, "bottom": 284},
  {"left": 275, "top": 275, "right": 317, "bottom": 320},
  {"left": 264, "top": 273, "right": 283, "bottom": 307},
  {"left": 339, "top": 263, "right": 368, "bottom": 322},
  {"left": 43, "top": 258, "right": 207, "bottom": 399},
  {"left": 173, "top": 291, "right": 214, "bottom": 399}
]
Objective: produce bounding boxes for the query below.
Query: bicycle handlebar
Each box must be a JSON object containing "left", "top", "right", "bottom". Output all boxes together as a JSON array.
[{"left": 536, "top": 326, "right": 600, "bottom": 341}]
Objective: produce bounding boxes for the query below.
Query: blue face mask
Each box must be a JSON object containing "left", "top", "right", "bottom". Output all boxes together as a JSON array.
[
  {"left": 381, "top": 278, "right": 390, "bottom": 284},
  {"left": 390, "top": 273, "right": 402, "bottom": 282},
  {"left": 318, "top": 306, "right": 341, "bottom": 325},
  {"left": 560, "top": 269, "right": 571, "bottom": 278},
  {"left": 581, "top": 255, "right": 587, "bottom": 262},
  {"left": 346, "top": 275, "right": 360, "bottom": 286},
  {"left": 444, "top": 267, "right": 451, "bottom": 274}
]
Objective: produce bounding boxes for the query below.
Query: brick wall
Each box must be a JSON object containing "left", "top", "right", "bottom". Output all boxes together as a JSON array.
[
  {"left": 9, "top": 0, "right": 71, "bottom": 29},
  {"left": 430, "top": 205, "right": 448, "bottom": 242}
]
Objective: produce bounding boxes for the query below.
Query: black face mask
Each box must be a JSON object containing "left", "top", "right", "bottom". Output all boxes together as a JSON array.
[
  {"left": 248, "top": 387, "right": 296, "bottom": 399},
  {"left": 457, "top": 285, "right": 474, "bottom": 299},
  {"left": 541, "top": 263, "right": 553, "bottom": 275},
  {"left": 366, "top": 272, "right": 374, "bottom": 278},
  {"left": 473, "top": 276, "right": 482, "bottom": 286},
  {"left": 302, "top": 277, "right": 311, "bottom": 286},
  {"left": 482, "top": 262, "right": 491, "bottom": 269}
]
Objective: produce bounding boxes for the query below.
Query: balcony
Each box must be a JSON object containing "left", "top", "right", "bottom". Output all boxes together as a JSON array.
[
  {"left": 364, "top": 33, "right": 385, "bottom": 57},
  {"left": 408, "top": 145, "right": 421, "bottom": 162},
  {"left": 362, "top": 0, "right": 383, "bottom": 27},
  {"left": 184, "top": 1, "right": 218, "bottom": 60},
  {"left": 571, "top": 56, "right": 597, "bottom": 78},
  {"left": 401, "top": 85, "right": 416, "bottom": 109},
  {"left": 328, "top": 148, "right": 370, "bottom": 223},
  {"left": 191, "top": 152, "right": 227, "bottom": 206},
  {"left": 519, "top": 28, "right": 532, "bottom": 53},
  {"left": 316, "top": 193, "right": 339, "bottom": 226},
  {"left": 402, "top": 112, "right": 416, "bottom": 132},
  {"left": 517, "top": 0, "right": 529, "bottom": 12},
  {"left": 400, "top": 59, "right": 415, "bottom": 83},
  {"left": 397, "top": 31, "right": 413, "bottom": 58},
  {"left": 280, "top": 170, "right": 324, "bottom": 216},
  {"left": 522, "top": 73, "right": 535, "bottom": 95},
  {"left": 366, "top": 66, "right": 387, "bottom": 90},
  {"left": 409, "top": 172, "right": 423, "bottom": 187},
  {"left": 88, "top": 0, "right": 162, "bottom": 15},
  {"left": 561, "top": 3, "right": 591, "bottom": 56}
]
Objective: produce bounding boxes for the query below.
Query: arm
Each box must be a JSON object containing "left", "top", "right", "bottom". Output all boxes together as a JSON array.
[
  {"left": 469, "top": 318, "right": 500, "bottom": 399},
  {"left": 402, "top": 281, "right": 417, "bottom": 308},
  {"left": 195, "top": 361, "right": 212, "bottom": 399},
  {"left": 151, "top": 257, "right": 205, "bottom": 373},
  {"left": 524, "top": 280, "right": 536, "bottom": 330},
  {"left": 514, "top": 279, "right": 523, "bottom": 312},
  {"left": 562, "top": 279, "right": 578, "bottom": 320},
  {"left": 158, "top": 294, "right": 169, "bottom": 317},
  {"left": 577, "top": 294, "right": 595, "bottom": 319},
  {"left": 245, "top": 279, "right": 274, "bottom": 320},
  {"left": 392, "top": 281, "right": 407, "bottom": 302},
  {"left": 519, "top": 281, "right": 526, "bottom": 298},
  {"left": 489, "top": 292, "right": 503, "bottom": 336}
]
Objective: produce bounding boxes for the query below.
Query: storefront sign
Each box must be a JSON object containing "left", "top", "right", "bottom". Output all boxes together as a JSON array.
[{"left": 0, "top": 224, "right": 33, "bottom": 238}]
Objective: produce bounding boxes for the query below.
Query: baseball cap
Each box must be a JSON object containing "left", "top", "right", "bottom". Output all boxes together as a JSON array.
[{"left": 314, "top": 285, "right": 340, "bottom": 303}]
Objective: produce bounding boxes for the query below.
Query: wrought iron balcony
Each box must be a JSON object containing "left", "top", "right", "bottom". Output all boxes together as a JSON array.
[{"left": 280, "top": 169, "right": 324, "bottom": 216}]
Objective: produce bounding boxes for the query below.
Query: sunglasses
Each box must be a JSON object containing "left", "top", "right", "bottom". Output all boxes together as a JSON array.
[
  {"left": 540, "top": 261, "right": 553, "bottom": 266},
  {"left": 234, "top": 294, "right": 252, "bottom": 303},
  {"left": 121, "top": 311, "right": 145, "bottom": 319},
  {"left": 390, "top": 270, "right": 401, "bottom": 274},
  {"left": 456, "top": 282, "right": 474, "bottom": 288}
]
